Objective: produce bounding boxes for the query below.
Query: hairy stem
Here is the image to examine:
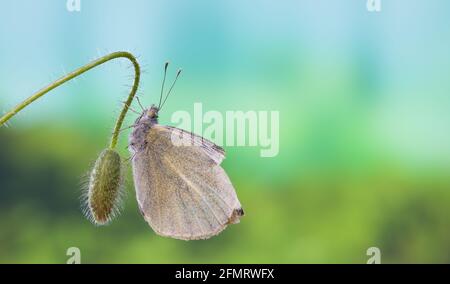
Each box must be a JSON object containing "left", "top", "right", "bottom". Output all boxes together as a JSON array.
[{"left": 0, "top": 51, "right": 140, "bottom": 150}]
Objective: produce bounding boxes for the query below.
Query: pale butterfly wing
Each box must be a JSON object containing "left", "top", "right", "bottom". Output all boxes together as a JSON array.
[{"left": 132, "top": 124, "right": 243, "bottom": 240}]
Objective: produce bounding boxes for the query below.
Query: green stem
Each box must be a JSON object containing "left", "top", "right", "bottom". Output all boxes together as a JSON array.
[{"left": 0, "top": 51, "right": 140, "bottom": 150}]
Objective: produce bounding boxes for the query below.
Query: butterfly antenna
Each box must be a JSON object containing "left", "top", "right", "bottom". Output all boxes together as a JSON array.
[
  {"left": 158, "top": 62, "right": 169, "bottom": 109},
  {"left": 160, "top": 68, "right": 182, "bottom": 111}
]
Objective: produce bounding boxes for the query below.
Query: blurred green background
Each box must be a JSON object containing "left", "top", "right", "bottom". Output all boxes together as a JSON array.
[{"left": 1, "top": 0, "right": 450, "bottom": 263}]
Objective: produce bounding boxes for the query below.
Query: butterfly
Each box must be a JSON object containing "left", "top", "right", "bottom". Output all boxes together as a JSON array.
[{"left": 128, "top": 63, "right": 244, "bottom": 240}]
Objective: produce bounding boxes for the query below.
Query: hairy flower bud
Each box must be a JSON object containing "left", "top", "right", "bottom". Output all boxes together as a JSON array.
[{"left": 84, "top": 148, "right": 124, "bottom": 225}]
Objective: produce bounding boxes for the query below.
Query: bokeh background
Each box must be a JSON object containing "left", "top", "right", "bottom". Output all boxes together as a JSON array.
[{"left": 1, "top": 0, "right": 450, "bottom": 263}]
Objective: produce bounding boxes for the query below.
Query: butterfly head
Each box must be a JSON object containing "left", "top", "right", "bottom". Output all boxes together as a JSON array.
[
  {"left": 133, "top": 104, "right": 159, "bottom": 127},
  {"left": 147, "top": 105, "right": 159, "bottom": 119}
]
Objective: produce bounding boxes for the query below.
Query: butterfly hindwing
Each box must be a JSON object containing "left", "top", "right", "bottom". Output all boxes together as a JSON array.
[{"left": 132, "top": 124, "right": 243, "bottom": 240}]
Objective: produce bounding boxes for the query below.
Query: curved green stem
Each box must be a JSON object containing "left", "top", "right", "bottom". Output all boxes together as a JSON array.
[{"left": 0, "top": 51, "right": 140, "bottom": 150}]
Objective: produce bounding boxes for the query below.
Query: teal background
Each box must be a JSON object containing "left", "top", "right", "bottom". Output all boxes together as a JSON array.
[{"left": 1, "top": 0, "right": 450, "bottom": 263}]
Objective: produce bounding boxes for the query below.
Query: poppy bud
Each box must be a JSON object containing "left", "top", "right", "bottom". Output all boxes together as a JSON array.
[{"left": 84, "top": 148, "right": 124, "bottom": 225}]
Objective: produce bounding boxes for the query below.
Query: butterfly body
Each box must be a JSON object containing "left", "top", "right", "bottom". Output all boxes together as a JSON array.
[{"left": 129, "top": 105, "right": 244, "bottom": 240}]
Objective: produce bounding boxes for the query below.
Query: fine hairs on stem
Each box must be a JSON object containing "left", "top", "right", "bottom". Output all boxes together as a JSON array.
[
  {"left": 0, "top": 51, "right": 141, "bottom": 225},
  {"left": 0, "top": 51, "right": 141, "bottom": 151}
]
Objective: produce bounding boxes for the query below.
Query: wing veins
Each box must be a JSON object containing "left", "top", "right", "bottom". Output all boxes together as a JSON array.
[{"left": 164, "top": 157, "right": 224, "bottom": 227}]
